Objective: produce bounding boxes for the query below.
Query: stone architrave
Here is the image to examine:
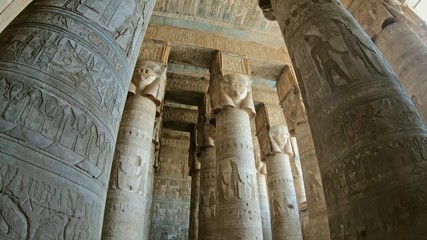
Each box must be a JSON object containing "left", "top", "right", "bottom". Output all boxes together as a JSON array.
[
  {"left": 0, "top": 0, "right": 155, "bottom": 238},
  {"left": 253, "top": 135, "right": 273, "bottom": 240},
  {"left": 261, "top": 0, "right": 427, "bottom": 239},
  {"left": 256, "top": 104, "right": 303, "bottom": 240},
  {"left": 189, "top": 155, "right": 201, "bottom": 240},
  {"left": 209, "top": 51, "right": 263, "bottom": 240},
  {"left": 277, "top": 66, "right": 331, "bottom": 240},
  {"left": 102, "top": 61, "right": 163, "bottom": 239},
  {"left": 375, "top": 20, "right": 427, "bottom": 124}
]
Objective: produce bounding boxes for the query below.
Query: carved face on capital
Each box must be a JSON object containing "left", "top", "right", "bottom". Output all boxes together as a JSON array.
[
  {"left": 132, "top": 61, "right": 161, "bottom": 92},
  {"left": 221, "top": 74, "right": 250, "bottom": 103},
  {"left": 269, "top": 125, "right": 290, "bottom": 152}
]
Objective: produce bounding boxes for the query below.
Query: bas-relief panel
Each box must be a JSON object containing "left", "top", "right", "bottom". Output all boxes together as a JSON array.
[
  {"left": 150, "top": 137, "right": 191, "bottom": 240},
  {"left": 153, "top": 0, "right": 277, "bottom": 34}
]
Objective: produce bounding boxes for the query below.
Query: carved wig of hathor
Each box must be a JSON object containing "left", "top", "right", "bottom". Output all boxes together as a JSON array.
[
  {"left": 129, "top": 60, "right": 163, "bottom": 105},
  {"left": 210, "top": 73, "right": 256, "bottom": 118}
]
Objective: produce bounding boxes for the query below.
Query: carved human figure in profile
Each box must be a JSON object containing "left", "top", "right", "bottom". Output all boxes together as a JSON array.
[
  {"left": 211, "top": 73, "right": 255, "bottom": 118},
  {"left": 269, "top": 124, "right": 293, "bottom": 156},
  {"left": 130, "top": 61, "right": 162, "bottom": 105},
  {"left": 304, "top": 34, "right": 351, "bottom": 91}
]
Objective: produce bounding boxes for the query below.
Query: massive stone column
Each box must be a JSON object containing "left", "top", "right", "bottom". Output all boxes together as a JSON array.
[
  {"left": 375, "top": 20, "right": 427, "bottom": 124},
  {"left": 198, "top": 122, "right": 217, "bottom": 240},
  {"left": 0, "top": 0, "right": 155, "bottom": 238},
  {"left": 256, "top": 104, "right": 303, "bottom": 240},
  {"left": 189, "top": 150, "right": 201, "bottom": 240},
  {"left": 260, "top": 0, "right": 427, "bottom": 239},
  {"left": 210, "top": 51, "right": 263, "bottom": 239},
  {"left": 102, "top": 61, "right": 163, "bottom": 239},
  {"left": 290, "top": 136, "right": 307, "bottom": 207},
  {"left": 277, "top": 66, "right": 331, "bottom": 240}
]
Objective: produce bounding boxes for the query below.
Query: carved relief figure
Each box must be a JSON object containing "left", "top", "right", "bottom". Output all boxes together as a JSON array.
[
  {"left": 332, "top": 18, "right": 385, "bottom": 77},
  {"left": 0, "top": 194, "right": 28, "bottom": 239},
  {"left": 110, "top": 153, "right": 145, "bottom": 194},
  {"left": 304, "top": 34, "right": 351, "bottom": 91},
  {"left": 217, "top": 165, "right": 229, "bottom": 201},
  {"left": 230, "top": 161, "right": 244, "bottom": 199},
  {"left": 209, "top": 191, "right": 216, "bottom": 217},
  {"left": 131, "top": 61, "right": 162, "bottom": 105}
]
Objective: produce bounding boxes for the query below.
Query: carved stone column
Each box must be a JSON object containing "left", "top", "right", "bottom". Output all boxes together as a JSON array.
[
  {"left": 210, "top": 52, "right": 263, "bottom": 239},
  {"left": 261, "top": 1, "right": 427, "bottom": 239},
  {"left": 290, "top": 136, "right": 307, "bottom": 207},
  {"left": 256, "top": 104, "right": 303, "bottom": 240},
  {"left": 198, "top": 122, "right": 217, "bottom": 240},
  {"left": 375, "top": 20, "right": 427, "bottom": 124},
  {"left": 0, "top": 1, "right": 155, "bottom": 238},
  {"left": 102, "top": 61, "right": 162, "bottom": 239},
  {"left": 189, "top": 149, "right": 201, "bottom": 240},
  {"left": 277, "top": 66, "right": 331, "bottom": 240}
]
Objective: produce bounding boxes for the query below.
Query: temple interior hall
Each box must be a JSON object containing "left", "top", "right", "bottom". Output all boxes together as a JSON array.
[{"left": 0, "top": 0, "right": 426, "bottom": 239}]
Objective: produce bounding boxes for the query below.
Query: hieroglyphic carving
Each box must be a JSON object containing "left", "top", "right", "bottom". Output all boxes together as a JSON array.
[
  {"left": 150, "top": 134, "right": 191, "bottom": 239},
  {"left": 214, "top": 108, "right": 263, "bottom": 239},
  {"left": 145, "top": 24, "right": 290, "bottom": 63},
  {"left": 166, "top": 74, "right": 210, "bottom": 94},
  {"left": 163, "top": 106, "right": 199, "bottom": 124},
  {"left": 263, "top": 0, "right": 427, "bottom": 238},
  {"left": 252, "top": 86, "right": 281, "bottom": 106},
  {"left": 0, "top": 163, "right": 102, "bottom": 240},
  {"left": 0, "top": 77, "right": 113, "bottom": 184}
]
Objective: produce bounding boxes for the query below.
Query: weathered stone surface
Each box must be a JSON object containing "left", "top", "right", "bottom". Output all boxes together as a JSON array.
[
  {"left": 0, "top": 0, "right": 32, "bottom": 33},
  {"left": 264, "top": 0, "right": 427, "bottom": 239},
  {"left": 277, "top": 68, "right": 331, "bottom": 240},
  {"left": 150, "top": 133, "right": 192, "bottom": 239},
  {"left": 102, "top": 61, "right": 163, "bottom": 239},
  {"left": 375, "top": 20, "right": 427, "bottom": 124},
  {"left": 256, "top": 104, "right": 303, "bottom": 240},
  {"left": 290, "top": 137, "right": 307, "bottom": 207},
  {"left": 214, "top": 108, "right": 263, "bottom": 240},
  {"left": 189, "top": 158, "right": 201, "bottom": 240},
  {"left": 0, "top": 0, "right": 155, "bottom": 238}
]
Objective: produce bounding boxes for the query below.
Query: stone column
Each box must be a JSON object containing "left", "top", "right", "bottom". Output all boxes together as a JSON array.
[
  {"left": 256, "top": 104, "right": 303, "bottom": 240},
  {"left": 102, "top": 61, "right": 163, "bottom": 239},
  {"left": 189, "top": 153, "right": 201, "bottom": 240},
  {"left": 198, "top": 122, "right": 216, "bottom": 240},
  {"left": 277, "top": 66, "right": 331, "bottom": 240},
  {"left": 257, "top": 161, "right": 273, "bottom": 240},
  {"left": 290, "top": 137, "right": 307, "bottom": 207},
  {"left": 261, "top": 1, "right": 427, "bottom": 239},
  {"left": 210, "top": 52, "right": 263, "bottom": 239},
  {"left": 375, "top": 20, "right": 427, "bottom": 124},
  {"left": 0, "top": 0, "right": 155, "bottom": 238},
  {"left": 252, "top": 120, "right": 272, "bottom": 240}
]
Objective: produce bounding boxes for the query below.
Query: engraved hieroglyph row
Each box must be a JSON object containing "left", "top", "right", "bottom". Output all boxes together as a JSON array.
[
  {"left": 151, "top": 133, "right": 192, "bottom": 239},
  {"left": 267, "top": 0, "right": 427, "bottom": 239},
  {"left": 163, "top": 105, "right": 199, "bottom": 124},
  {"left": 145, "top": 24, "right": 291, "bottom": 63},
  {"left": 0, "top": 0, "right": 156, "bottom": 238}
]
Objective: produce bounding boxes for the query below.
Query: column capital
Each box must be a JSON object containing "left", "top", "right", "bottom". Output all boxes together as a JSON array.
[
  {"left": 255, "top": 104, "right": 293, "bottom": 160},
  {"left": 129, "top": 60, "right": 163, "bottom": 105},
  {"left": 209, "top": 51, "right": 256, "bottom": 118}
]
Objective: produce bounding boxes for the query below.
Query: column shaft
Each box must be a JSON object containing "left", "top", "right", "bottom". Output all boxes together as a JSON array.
[
  {"left": 0, "top": 0, "right": 154, "bottom": 238},
  {"left": 102, "top": 95, "right": 156, "bottom": 239},
  {"left": 215, "top": 109, "right": 263, "bottom": 239},
  {"left": 257, "top": 170, "right": 272, "bottom": 240},
  {"left": 290, "top": 137, "right": 307, "bottom": 206},
  {"left": 189, "top": 169, "right": 201, "bottom": 240},
  {"left": 375, "top": 21, "right": 427, "bottom": 124},
  {"left": 199, "top": 146, "right": 216, "bottom": 240},
  {"left": 267, "top": 0, "right": 427, "bottom": 239},
  {"left": 266, "top": 152, "right": 302, "bottom": 240},
  {"left": 296, "top": 122, "right": 331, "bottom": 240}
]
